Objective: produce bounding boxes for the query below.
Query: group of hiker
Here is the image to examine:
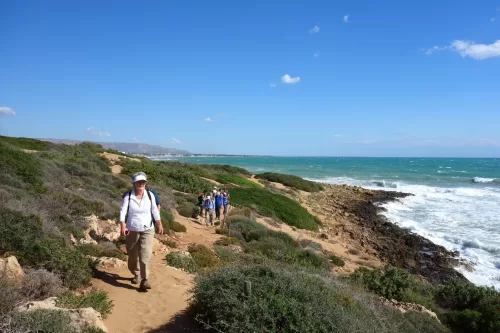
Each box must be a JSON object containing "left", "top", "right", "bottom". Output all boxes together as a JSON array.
[{"left": 197, "top": 188, "right": 230, "bottom": 227}]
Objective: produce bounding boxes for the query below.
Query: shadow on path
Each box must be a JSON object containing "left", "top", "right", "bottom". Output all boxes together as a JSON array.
[
  {"left": 148, "top": 308, "right": 206, "bottom": 333},
  {"left": 92, "top": 269, "right": 138, "bottom": 291}
]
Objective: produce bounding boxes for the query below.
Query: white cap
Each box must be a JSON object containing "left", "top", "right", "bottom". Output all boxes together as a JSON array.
[
  {"left": 132, "top": 172, "right": 147, "bottom": 183},
  {"left": 206, "top": 195, "right": 211, "bottom": 199}
]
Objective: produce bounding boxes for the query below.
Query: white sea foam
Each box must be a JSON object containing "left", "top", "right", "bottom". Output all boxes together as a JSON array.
[
  {"left": 473, "top": 177, "right": 496, "bottom": 183},
  {"left": 310, "top": 176, "right": 500, "bottom": 290}
]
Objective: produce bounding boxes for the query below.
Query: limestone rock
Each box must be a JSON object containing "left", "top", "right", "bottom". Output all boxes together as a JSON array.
[
  {"left": 380, "top": 297, "right": 440, "bottom": 323},
  {"left": 81, "top": 215, "right": 120, "bottom": 243},
  {"left": 102, "top": 231, "right": 121, "bottom": 242},
  {"left": 17, "top": 297, "right": 108, "bottom": 332},
  {"left": 88, "top": 256, "right": 126, "bottom": 269},
  {"left": 153, "top": 238, "right": 169, "bottom": 254},
  {"left": 0, "top": 256, "right": 25, "bottom": 280}
]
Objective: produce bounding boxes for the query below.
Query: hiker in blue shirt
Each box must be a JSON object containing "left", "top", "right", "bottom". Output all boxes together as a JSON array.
[
  {"left": 221, "top": 191, "right": 230, "bottom": 228},
  {"left": 203, "top": 195, "right": 215, "bottom": 227},
  {"left": 214, "top": 191, "right": 223, "bottom": 220}
]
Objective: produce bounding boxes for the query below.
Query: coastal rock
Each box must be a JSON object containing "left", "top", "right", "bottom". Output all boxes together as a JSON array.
[
  {"left": 380, "top": 297, "right": 440, "bottom": 323},
  {"left": 88, "top": 256, "right": 126, "bottom": 269},
  {"left": 0, "top": 256, "right": 25, "bottom": 281},
  {"left": 153, "top": 238, "right": 169, "bottom": 254},
  {"left": 17, "top": 297, "right": 108, "bottom": 332}
]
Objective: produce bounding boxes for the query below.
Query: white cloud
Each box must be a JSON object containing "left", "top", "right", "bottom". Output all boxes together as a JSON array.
[
  {"left": 309, "top": 25, "right": 320, "bottom": 34},
  {"left": 343, "top": 15, "right": 349, "bottom": 23},
  {"left": 281, "top": 74, "right": 301, "bottom": 84},
  {"left": 172, "top": 137, "right": 182, "bottom": 144},
  {"left": 0, "top": 106, "right": 15, "bottom": 116},
  {"left": 269, "top": 83, "right": 276, "bottom": 88},
  {"left": 333, "top": 134, "right": 343, "bottom": 137},
  {"left": 204, "top": 117, "right": 213, "bottom": 122},
  {"left": 424, "top": 40, "right": 500, "bottom": 60},
  {"left": 313, "top": 51, "right": 320, "bottom": 58},
  {"left": 131, "top": 137, "right": 138, "bottom": 142},
  {"left": 450, "top": 40, "right": 500, "bottom": 60},
  {"left": 85, "top": 126, "right": 111, "bottom": 137}
]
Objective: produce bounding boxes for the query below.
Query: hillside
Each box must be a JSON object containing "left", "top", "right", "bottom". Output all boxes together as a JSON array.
[
  {"left": 40, "top": 138, "right": 190, "bottom": 155},
  {"left": 0, "top": 136, "right": 498, "bottom": 333}
]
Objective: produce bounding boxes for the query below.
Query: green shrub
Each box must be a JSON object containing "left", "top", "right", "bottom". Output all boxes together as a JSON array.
[
  {"left": 0, "top": 135, "right": 53, "bottom": 151},
  {"left": 6, "top": 309, "right": 75, "bottom": 333},
  {"left": 0, "top": 143, "right": 45, "bottom": 193},
  {"left": 214, "top": 174, "right": 261, "bottom": 188},
  {"left": 229, "top": 188, "right": 321, "bottom": 231},
  {"left": 191, "top": 263, "right": 450, "bottom": 333},
  {"left": 188, "top": 244, "right": 221, "bottom": 271},
  {"left": 436, "top": 278, "right": 498, "bottom": 310},
  {"left": 215, "top": 227, "right": 228, "bottom": 235},
  {"left": 299, "top": 239, "right": 323, "bottom": 251},
  {"left": 227, "top": 218, "right": 266, "bottom": 237},
  {"left": 329, "top": 254, "right": 346, "bottom": 267},
  {"left": 215, "top": 237, "right": 240, "bottom": 246},
  {"left": 166, "top": 251, "right": 197, "bottom": 273},
  {"left": 255, "top": 172, "right": 324, "bottom": 192},
  {"left": 0, "top": 208, "right": 91, "bottom": 289},
  {"left": 350, "top": 266, "right": 411, "bottom": 301},
  {"left": 77, "top": 243, "right": 126, "bottom": 261},
  {"left": 56, "top": 290, "right": 113, "bottom": 318},
  {"left": 161, "top": 239, "right": 177, "bottom": 248},
  {"left": 169, "top": 220, "right": 187, "bottom": 232},
  {"left": 178, "top": 203, "right": 196, "bottom": 218}
]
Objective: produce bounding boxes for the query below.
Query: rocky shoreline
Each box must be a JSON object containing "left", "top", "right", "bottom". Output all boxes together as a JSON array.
[{"left": 310, "top": 184, "right": 465, "bottom": 284}]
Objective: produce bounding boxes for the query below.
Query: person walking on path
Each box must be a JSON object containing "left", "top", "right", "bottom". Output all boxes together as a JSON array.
[
  {"left": 119, "top": 172, "right": 163, "bottom": 291},
  {"left": 221, "top": 192, "right": 230, "bottom": 228},
  {"left": 214, "top": 191, "right": 223, "bottom": 221},
  {"left": 203, "top": 195, "right": 215, "bottom": 226},
  {"left": 197, "top": 191, "right": 205, "bottom": 216}
]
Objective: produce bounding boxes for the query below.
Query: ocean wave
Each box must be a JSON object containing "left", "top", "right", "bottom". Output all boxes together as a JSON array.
[
  {"left": 444, "top": 237, "right": 500, "bottom": 255},
  {"left": 473, "top": 177, "right": 497, "bottom": 183}
]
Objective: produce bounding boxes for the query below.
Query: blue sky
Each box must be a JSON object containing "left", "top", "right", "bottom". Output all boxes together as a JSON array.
[{"left": 1, "top": 0, "right": 499, "bottom": 157}]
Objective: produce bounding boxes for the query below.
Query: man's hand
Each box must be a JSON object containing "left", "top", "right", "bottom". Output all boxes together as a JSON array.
[{"left": 156, "top": 221, "right": 164, "bottom": 235}]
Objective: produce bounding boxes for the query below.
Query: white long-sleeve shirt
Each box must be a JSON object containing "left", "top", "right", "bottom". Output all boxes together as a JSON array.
[{"left": 119, "top": 189, "right": 161, "bottom": 232}]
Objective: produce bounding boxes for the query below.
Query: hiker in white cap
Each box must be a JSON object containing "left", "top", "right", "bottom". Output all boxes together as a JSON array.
[
  {"left": 203, "top": 194, "right": 216, "bottom": 226},
  {"left": 119, "top": 171, "right": 163, "bottom": 291}
]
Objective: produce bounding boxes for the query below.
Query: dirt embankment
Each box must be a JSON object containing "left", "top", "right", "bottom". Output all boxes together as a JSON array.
[{"left": 306, "top": 184, "right": 463, "bottom": 283}]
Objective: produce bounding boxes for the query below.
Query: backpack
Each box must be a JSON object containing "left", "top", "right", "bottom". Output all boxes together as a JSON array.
[{"left": 123, "top": 189, "right": 155, "bottom": 227}]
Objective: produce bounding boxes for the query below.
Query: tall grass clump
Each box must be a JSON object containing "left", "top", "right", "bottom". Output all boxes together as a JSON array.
[
  {"left": 56, "top": 290, "right": 114, "bottom": 318},
  {"left": 255, "top": 172, "right": 324, "bottom": 192},
  {"left": 229, "top": 188, "right": 321, "bottom": 230},
  {"left": 191, "top": 263, "right": 450, "bottom": 333}
]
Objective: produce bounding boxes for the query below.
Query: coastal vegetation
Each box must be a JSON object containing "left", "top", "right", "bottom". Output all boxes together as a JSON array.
[
  {"left": 0, "top": 136, "right": 498, "bottom": 332},
  {"left": 255, "top": 172, "right": 324, "bottom": 192}
]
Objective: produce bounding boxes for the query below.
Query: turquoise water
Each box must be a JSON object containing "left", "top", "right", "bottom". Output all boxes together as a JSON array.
[{"left": 155, "top": 156, "right": 500, "bottom": 288}]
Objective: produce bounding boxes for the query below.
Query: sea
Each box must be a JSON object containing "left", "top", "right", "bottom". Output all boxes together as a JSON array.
[{"left": 153, "top": 156, "right": 500, "bottom": 289}]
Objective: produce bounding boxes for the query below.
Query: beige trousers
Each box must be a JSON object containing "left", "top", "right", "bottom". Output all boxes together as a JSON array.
[{"left": 126, "top": 228, "right": 154, "bottom": 280}]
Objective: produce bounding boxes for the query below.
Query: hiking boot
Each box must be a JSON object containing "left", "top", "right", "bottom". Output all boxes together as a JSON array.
[
  {"left": 131, "top": 275, "right": 139, "bottom": 284},
  {"left": 140, "top": 279, "right": 151, "bottom": 290}
]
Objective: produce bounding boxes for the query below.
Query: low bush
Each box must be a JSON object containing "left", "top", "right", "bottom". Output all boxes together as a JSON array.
[
  {"left": 159, "top": 210, "right": 186, "bottom": 233},
  {"left": 0, "top": 136, "right": 53, "bottom": 151},
  {"left": 229, "top": 188, "right": 321, "bottom": 231},
  {"left": 188, "top": 244, "right": 221, "bottom": 271},
  {"left": 214, "top": 174, "right": 261, "bottom": 188},
  {"left": 435, "top": 278, "right": 498, "bottom": 311},
  {"left": 178, "top": 203, "right": 196, "bottom": 218},
  {"left": 169, "top": 220, "right": 187, "bottom": 232},
  {"left": 161, "top": 239, "right": 177, "bottom": 248},
  {"left": 191, "top": 263, "right": 450, "bottom": 333},
  {"left": 0, "top": 208, "right": 92, "bottom": 289},
  {"left": 255, "top": 172, "right": 324, "bottom": 192},
  {"left": 20, "top": 269, "right": 64, "bottom": 301},
  {"left": 329, "top": 254, "right": 346, "bottom": 267},
  {"left": 166, "top": 251, "right": 196, "bottom": 273},
  {"left": 350, "top": 266, "right": 412, "bottom": 301},
  {"left": 56, "top": 290, "right": 113, "bottom": 318},
  {"left": 0, "top": 143, "right": 45, "bottom": 193},
  {"left": 77, "top": 243, "right": 126, "bottom": 261},
  {"left": 215, "top": 237, "right": 240, "bottom": 246},
  {"left": 299, "top": 239, "right": 323, "bottom": 251},
  {"left": 227, "top": 218, "right": 266, "bottom": 237},
  {"left": 4, "top": 309, "right": 75, "bottom": 333}
]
